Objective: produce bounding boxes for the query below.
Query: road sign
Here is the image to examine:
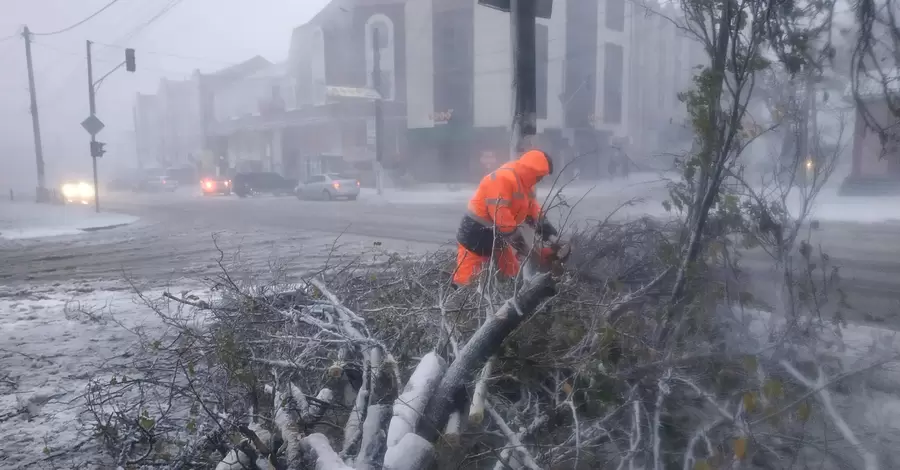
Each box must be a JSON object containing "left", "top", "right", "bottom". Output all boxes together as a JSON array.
[{"left": 81, "top": 115, "right": 105, "bottom": 136}]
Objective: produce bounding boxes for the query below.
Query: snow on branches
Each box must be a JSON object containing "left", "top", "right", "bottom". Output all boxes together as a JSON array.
[{"left": 78, "top": 219, "right": 893, "bottom": 469}]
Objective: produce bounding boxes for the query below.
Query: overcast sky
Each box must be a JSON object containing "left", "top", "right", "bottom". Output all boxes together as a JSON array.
[{"left": 0, "top": 0, "right": 329, "bottom": 189}]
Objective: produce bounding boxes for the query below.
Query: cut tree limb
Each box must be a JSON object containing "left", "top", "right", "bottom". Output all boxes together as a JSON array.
[
  {"left": 469, "top": 355, "right": 496, "bottom": 425},
  {"left": 386, "top": 352, "right": 447, "bottom": 449},
  {"left": 417, "top": 273, "right": 556, "bottom": 442},
  {"left": 355, "top": 404, "right": 392, "bottom": 470},
  {"left": 300, "top": 433, "right": 354, "bottom": 470},
  {"left": 382, "top": 433, "right": 436, "bottom": 470}
]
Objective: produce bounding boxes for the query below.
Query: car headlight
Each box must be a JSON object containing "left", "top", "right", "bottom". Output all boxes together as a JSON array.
[
  {"left": 61, "top": 183, "right": 77, "bottom": 199},
  {"left": 78, "top": 182, "right": 94, "bottom": 198}
]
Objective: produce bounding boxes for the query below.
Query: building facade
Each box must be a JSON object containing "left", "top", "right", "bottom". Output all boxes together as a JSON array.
[
  {"left": 627, "top": 2, "right": 707, "bottom": 164},
  {"left": 132, "top": 56, "right": 273, "bottom": 173},
  {"left": 203, "top": 0, "right": 409, "bottom": 185},
  {"left": 404, "top": 0, "right": 637, "bottom": 183}
]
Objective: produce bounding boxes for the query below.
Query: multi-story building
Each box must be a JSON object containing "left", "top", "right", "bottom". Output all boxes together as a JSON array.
[
  {"left": 132, "top": 56, "right": 272, "bottom": 173},
  {"left": 627, "top": 2, "right": 706, "bottom": 162},
  {"left": 204, "top": 0, "right": 409, "bottom": 184},
  {"left": 404, "top": 0, "right": 635, "bottom": 182},
  {"left": 133, "top": 92, "right": 163, "bottom": 168}
]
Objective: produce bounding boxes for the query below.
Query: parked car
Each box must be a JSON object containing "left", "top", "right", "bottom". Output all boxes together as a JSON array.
[
  {"left": 200, "top": 176, "right": 232, "bottom": 196},
  {"left": 134, "top": 173, "right": 179, "bottom": 192},
  {"left": 295, "top": 173, "right": 360, "bottom": 201},
  {"left": 232, "top": 172, "right": 295, "bottom": 198}
]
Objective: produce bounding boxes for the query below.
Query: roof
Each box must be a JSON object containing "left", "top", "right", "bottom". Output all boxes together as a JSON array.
[
  {"left": 201, "top": 56, "right": 274, "bottom": 88},
  {"left": 306, "top": 0, "right": 406, "bottom": 28},
  {"left": 210, "top": 55, "right": 272, "bottom": 78},
  {"left": 247, "top": 62, "right": 289, "bottom": 80}
]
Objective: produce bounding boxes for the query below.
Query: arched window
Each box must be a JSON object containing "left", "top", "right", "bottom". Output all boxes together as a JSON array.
[
  {"left": 311, "top": 27, "right": 326, "bottom": 105},
  {"left": 365, "top": 14, "right": 395, "bottom": 101}
]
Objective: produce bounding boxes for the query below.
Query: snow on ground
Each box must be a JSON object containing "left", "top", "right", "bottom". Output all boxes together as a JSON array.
[
  {"left": 787, "top": 187, "right": 900, "bottom": 223},
  {"left": 0, "top": 202, "right": 139, "bottom": 240},
  {"left": 360, "top": 172, "right": 676, "bottom": 207},
  {"left": 0, "top": 280, "right": 206, "bottom": 468}
]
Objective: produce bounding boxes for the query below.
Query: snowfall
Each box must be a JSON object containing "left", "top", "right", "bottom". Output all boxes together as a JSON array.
[{"left": 5, "top": 179, "right": 900, "bottom": 467}]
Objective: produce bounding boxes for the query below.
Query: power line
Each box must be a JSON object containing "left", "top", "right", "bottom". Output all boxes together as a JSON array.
[
  {"left": 32, "top": 0, "right": 124, "bottom": 36},
  {"left": 32, "top": 0, "right": 187, "bottom": 110},
  {"left": 118, "top": 0, "right": 185, "bottom": 44},
  {"left": 92, "top": 41, "right": 237, "bottom": 66}
]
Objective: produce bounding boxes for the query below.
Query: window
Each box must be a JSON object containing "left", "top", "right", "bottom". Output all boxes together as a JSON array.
[
  {"left": 536, "top": 23, "right": 549, "bottom": 119},
  {"left": 606, "top": 0, "right": 625, "bottom": 32},
  {"left": 603, "top": 43, "right": 624, "bottom": 124}
]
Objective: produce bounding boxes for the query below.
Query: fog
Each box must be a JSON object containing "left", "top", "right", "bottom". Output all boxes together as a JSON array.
[{"left": 0, "top": 0, "right": 329, "bottom": 193}]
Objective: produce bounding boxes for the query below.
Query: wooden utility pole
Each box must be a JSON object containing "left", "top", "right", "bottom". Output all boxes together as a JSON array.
[
  {"left": 87, "top": 40, "right": 101, "bottom": 213},
  {"left": 372, "top": 28, "right": 385, "bottom": 195},
  {"left": 509, "top": 0, "right": 538, "bottom": 161},
  {"left": 22, "top": 26, "right": 47, "bottom": 202}
]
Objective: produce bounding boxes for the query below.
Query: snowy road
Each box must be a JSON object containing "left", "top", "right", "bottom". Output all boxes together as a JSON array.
[
  {"left": 4, "top": 184, "right": 900, "bottom": 467},
  {"left": 2, "top": 185, "right": 900, "bottom": 326}
]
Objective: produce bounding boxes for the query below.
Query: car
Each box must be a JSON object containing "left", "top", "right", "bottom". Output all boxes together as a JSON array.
[
  {"left": 60, "top": 181, "right": 95, "bottom": 205},
  {"left": 133, "top": 169, "right": 179, "bottom": 192},
  {"left": 232, "top": 172, "right": 296, "bottom": 198},
  {"left": 200, "top": 176, "right": 232, "bottom": 196},
  {"left": 135, "top": 175, "right": 179, "bottom": 192},
  {"left": 295, "top": 173, "right": 360, "bottom": 201}
]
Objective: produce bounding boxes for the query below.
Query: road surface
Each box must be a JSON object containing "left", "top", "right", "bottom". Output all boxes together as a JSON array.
[{"left": 1, "top": 186, "right": 899, "bottom": 327}]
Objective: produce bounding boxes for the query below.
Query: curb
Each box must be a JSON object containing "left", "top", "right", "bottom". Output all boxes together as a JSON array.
[{"left": 78, "top": 222, "right": 135, "bottom": 232}]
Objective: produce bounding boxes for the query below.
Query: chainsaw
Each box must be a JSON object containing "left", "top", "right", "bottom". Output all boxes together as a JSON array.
[{"left": 521, "top": 219, "right": 572, "bottom": 278}]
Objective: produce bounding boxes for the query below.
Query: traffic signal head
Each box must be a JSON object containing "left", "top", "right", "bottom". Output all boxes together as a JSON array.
[
  {"left": 125, "top": 48, "right": 136, "bottom": 72},
  {"left": 91, "top": 141, "right": 106, "bottom": 158}
]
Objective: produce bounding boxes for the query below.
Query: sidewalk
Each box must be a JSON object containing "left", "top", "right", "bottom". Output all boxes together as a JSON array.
[{"left": 0, "top": 202, "right": 139, "bottom": 240}]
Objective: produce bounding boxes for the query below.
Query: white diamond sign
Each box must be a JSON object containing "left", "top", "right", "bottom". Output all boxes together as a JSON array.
[{"left": 81, "top": 115, "right": 105, "bottom": 136}]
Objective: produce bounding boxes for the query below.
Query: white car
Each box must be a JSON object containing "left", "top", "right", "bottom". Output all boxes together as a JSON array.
[{"left": 295, "top": 173, "right": 361, "bottom": 201}]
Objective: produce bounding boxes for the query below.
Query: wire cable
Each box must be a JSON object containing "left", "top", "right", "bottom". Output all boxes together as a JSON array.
[
  {"left": 32, "top": 0, "right": 124, "bottom": 36},
  {"left": 117, "top": 0, "right": 185, "bottom": 44}
]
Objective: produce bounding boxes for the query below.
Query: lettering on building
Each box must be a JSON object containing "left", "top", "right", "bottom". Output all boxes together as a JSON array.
[{"left": 429, "top": 109, "right": 454, "bottom": 125}]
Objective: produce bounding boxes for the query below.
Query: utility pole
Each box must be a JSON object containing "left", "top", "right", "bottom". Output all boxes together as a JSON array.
[
  {"left": 86, "top": 40, "right": 100, "bottom": 213},
  {"left": 509, "top": 0, "right": 538, "bottom": 161},
  {"left": 372, "top": 27, "right": 385, "bottom": 195},
  {"left": 22, "top": 26, "right": 47, "bottom": 202}
]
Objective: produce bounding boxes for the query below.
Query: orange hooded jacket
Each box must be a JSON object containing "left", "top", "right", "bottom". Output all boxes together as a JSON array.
[{"left": 466, "top": 149, "right": 552, "bottom": 234}]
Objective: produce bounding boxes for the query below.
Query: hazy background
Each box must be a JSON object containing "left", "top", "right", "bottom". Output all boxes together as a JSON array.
[{"left": 0, "top": 0, "right": 329, "bottom": 191}]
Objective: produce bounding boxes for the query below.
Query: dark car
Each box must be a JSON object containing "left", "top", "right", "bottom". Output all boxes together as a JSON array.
[
  {"left": 200, "top": 176, "right": 232, "bottom": 196},
  {"left": 232, "top": 172, "right": 295, "bottom": 198}
]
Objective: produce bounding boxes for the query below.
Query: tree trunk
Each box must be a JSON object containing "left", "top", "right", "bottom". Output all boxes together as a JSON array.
[{"left": 417, "top": 273, "right": 556, "bottom": 442}]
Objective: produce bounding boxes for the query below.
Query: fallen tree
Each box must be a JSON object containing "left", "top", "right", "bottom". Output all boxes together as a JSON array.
[{"left": 72, "top": 214, "right": 898, "bottom": 470}]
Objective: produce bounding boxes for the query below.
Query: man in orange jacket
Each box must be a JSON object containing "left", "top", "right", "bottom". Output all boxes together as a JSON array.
[{"left": 453, "top": 149, "right": 559, "bottom": 287}]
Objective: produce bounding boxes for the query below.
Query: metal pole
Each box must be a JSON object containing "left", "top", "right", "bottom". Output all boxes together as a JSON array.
[
  {"left": 372, "top": 28, "right": 384, "bottom": 196},
  {"left": 23, "top": 26, "right": 47, "bottom": 202},
  {"left": 509, "top": 0, "right": 537, "bottom": 161},
  {"left": 87, "top": 40, "right": 100, "bottom": 213}
]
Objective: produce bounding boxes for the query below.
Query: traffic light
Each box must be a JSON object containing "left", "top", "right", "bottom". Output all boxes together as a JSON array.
[
  {"left": 91, "top": 141, "right": 106, "bottom": 158},
  {"left": 125, "top": 48, "right": 136, "bottom": 72}
]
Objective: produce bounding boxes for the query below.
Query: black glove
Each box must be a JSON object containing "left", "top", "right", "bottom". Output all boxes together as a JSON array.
[{"left": 537, "top": 219, "right": 558, "bottom": 241}]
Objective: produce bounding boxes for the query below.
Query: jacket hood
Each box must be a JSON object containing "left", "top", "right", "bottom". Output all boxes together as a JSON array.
[{"left": 513, "top": 150, "right": 551, "bottom": 188}]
